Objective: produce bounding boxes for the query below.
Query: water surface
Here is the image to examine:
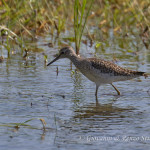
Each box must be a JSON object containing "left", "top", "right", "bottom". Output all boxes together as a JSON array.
[{"left": 0, "top": 35, "right": 150, "bottom": 150}]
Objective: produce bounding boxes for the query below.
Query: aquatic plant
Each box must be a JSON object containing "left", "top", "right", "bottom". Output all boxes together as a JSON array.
[
  {"left": 74, "top": 0, "right": 94, "bottom": 55},
  {"left": 0, "top": 0, "right": 149, "bottom": 58}
]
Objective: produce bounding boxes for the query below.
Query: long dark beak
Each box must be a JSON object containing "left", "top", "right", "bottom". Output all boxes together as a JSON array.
[{"left": 47, "top": 54, "right": 61, "bottom": 66}]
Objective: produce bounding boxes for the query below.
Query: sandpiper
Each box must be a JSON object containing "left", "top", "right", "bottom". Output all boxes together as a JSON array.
[{"left": 47, "top": 46, "right": 147, "bottom": 100}]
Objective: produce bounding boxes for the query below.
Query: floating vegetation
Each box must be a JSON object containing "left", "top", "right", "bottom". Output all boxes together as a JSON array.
[{"left": 0, "top": 118, "right": 47, "bottom": 130}]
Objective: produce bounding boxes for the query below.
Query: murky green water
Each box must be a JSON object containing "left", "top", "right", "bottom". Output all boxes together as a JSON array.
[{"left": 0, "top": 35, "right": 150, "bottom": 150}]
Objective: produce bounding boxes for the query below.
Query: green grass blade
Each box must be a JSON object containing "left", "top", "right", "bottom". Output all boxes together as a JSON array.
[{"left": 78, "top": 0, "right": 94, "bottom": 48}]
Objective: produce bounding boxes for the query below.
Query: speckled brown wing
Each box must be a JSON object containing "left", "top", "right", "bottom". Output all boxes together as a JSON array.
[{"left": 88, "top": 58, "right": 146, "bottom": 77}]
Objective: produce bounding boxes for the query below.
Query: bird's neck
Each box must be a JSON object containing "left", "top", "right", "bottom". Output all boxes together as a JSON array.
[{"left": 68, "top": 54, "right": 81, "bottom": 66}]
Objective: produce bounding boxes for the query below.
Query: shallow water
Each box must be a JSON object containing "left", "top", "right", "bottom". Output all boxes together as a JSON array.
[{"left": 0, "top": 35, "right": 150, "bottom": 150}]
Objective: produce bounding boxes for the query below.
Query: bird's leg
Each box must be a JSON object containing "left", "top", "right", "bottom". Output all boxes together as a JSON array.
[
  {"left": 95, "top": 85, "right": 99, "bottom": 102},
  {"left": 111, "top": 83, "right": 121, "bottom": 95}
]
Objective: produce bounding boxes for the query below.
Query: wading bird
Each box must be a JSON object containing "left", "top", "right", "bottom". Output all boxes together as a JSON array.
[{"left": 47, "top": 46, "right": 147, "bottom": 101}]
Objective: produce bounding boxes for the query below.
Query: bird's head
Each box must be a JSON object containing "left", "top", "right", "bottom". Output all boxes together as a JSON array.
[{"left": 47, "top": 46, "right": 76, "bottom": 66}]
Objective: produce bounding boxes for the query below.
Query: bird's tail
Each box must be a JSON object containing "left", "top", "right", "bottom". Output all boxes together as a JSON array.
[{"left": 135, "top": 72, "right": 148, "bottom": 79}]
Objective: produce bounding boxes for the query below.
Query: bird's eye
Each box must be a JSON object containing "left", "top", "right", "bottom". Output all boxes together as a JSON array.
[{"left": 61, "top": 51, "right": 65, "bottom": 54}]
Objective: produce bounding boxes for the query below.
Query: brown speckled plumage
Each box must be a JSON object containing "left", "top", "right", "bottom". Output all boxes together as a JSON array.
[
  {"left": 47, "top": 46, "right": 147, "bottom": 100},
  {"left": 88, "top": 58, "right": 145, "bottom": 77}
]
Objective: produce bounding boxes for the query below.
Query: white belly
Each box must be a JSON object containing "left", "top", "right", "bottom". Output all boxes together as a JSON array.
[{"left": 77, "top": 65, "right": 134, "bottom": 85}]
